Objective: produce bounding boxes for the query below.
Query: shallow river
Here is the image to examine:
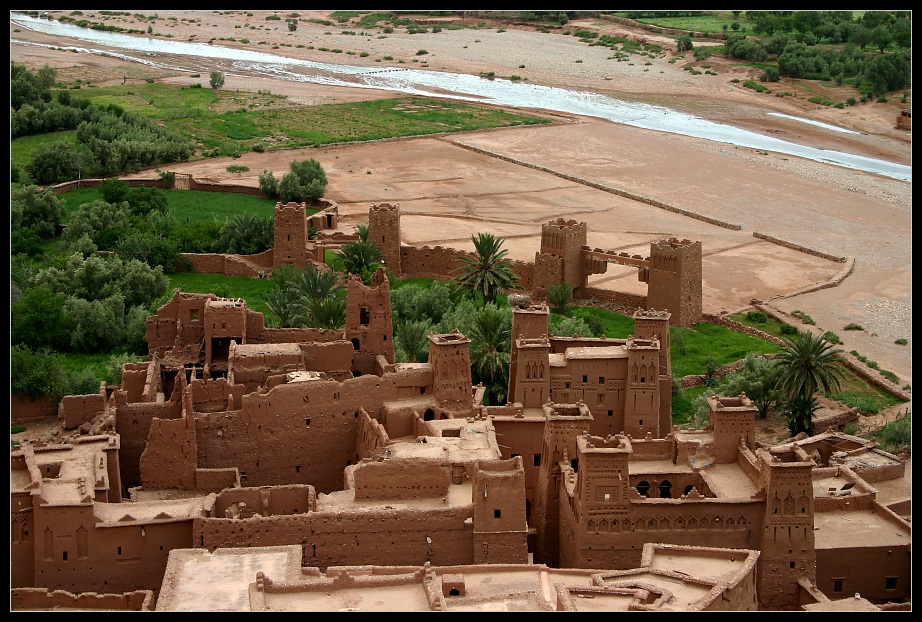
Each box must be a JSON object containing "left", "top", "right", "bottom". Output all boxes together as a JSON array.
[{"left": 11, "top": 14, "right": 911, "bottom": 182}]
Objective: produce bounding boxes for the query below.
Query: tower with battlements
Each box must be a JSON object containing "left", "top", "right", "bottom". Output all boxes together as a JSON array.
[
  {"left": 367, "top": 202, "right": 401, "bottom": 275},
  {"left": 273, "top": 202, "right": 309, "bottom": 268},
  {"left": 646, "top": 238, "right": 702, "bottom": 327}
]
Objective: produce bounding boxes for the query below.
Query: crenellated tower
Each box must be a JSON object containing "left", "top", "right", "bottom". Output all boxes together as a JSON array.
[
  {"left": 345, "top": 267, "right": 394, "bottom": 376},
  {"left": 756, "top": 445, "right": 817, "bottom": 610},
  {"left": 273, "top": 201, "right": 309, "bottom": 268},
  {"left": 367, "top": 202, "right": 401, "bottom": 275},
  {"left": 646, "top": 238, "right": 702, "bottom": 327}
]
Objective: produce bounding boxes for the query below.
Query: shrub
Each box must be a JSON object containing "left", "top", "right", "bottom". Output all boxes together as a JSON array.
[
  {"left": 416, "top": 49, "right": 428, "bottom": 55},
  {"left": 746, "top": 310, "right": 768, "bottom": 323},
  {"left": 895, "top": 338, "right": 908, "bottom": 345},
  {"left": 822, "top": 331, "right": 841, "bottom": 344},
  {"left": 843, "top": 323, "right": 864, "bottom": 331},
  {"left": 780, "top": 323, "right": 798, "bottom": 335},
  {"left": 792, "top": 310, "right": 815, "bottom": 325}
]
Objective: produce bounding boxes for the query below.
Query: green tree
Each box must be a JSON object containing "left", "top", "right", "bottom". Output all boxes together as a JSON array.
[
  {"left": 265, "top": 285, "right": 304, "bottom": 328},
  {"left": 395, "top": 318, "right": 433, "bottom": 363},
  {"left": 869, "top": 25, "right": 893, "bottom": 53},
  {"left": 259, "top": 169, "right": 280, "bottom": 198},
  {"left": 717, "top": 353, "right": 781, "bottom": 419},
  {"left": 303, "top": 296, "right": 347, "bottom": 329},
  {"left": 212, "top": 213, "right": 275, "bottom": 255},
  {"left": 774, "top": 331, "right": 847, "bottom": 435},
  {"left": 550, "top": 316, "right": 594, "bottom": 338},
  {"left": 292, "top": 263, "right": 345, "bottom": 301},
  {"left": 11, "top": 344, "right": 67, "bottom": 399},
  {"left": 337, "top": 240, "right": 383, "bottom": 282},
  {"left": 209, "top": 71, "right": 225, "bottom": 91},
  {"left": 546, "top": 282, "right": 573, "bottom": 312},
  {"left": 62, "top": 199, "right": 133, "bottom": 250},
  {"left": 675, "top": 32, "right": 694, "bottom": 52},
  {"left": 11, "top": 286, "right": 70, "bottom": 350},
  {"left": 450, "top": 232, "right": 520, "bottom": 305},
  {"left": 10, "top": 184, "right": 66, "bottom": 239},
  {"left": 468, "top": 303, "right": 512, "bottom": 405}
]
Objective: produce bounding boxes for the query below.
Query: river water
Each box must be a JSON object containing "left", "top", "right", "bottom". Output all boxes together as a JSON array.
[{"left": 11, "top": 14, "right": 911, "bottom": 182}]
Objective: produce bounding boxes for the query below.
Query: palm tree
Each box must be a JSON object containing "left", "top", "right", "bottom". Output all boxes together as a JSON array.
[
  {"left": 292, "top": 263, "right": 344, "bottom": 301},
  {"left": 773, "top": 330, "right": 847, "bottom": 435},
  {"left": 264, "top": 285, "right": 303, "bottom": 328},
  {"left": 395, "top": 318, "right": 432, "bottom": 363},
  {"left": 337, "top": 239, "right": 382, "bottom": 281},
  {"left": 451, "top": 232, "right": 520, "bottom": 305},
  {"left": 468, "top": 303, "right": 512, "bottom": 405},
  {"left": 304, "top": 296, "right": 346, "bottom": 329}
]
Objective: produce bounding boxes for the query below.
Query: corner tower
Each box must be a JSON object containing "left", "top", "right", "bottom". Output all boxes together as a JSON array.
[
  {"left": 646, "top": 238, "right": 702, "bottom": 327},
  {"left": 273, "top": 201, "right": 309, "bottom": 268},
  {"left": 367, "top": 203, "right": 401, "bottom": 275}
]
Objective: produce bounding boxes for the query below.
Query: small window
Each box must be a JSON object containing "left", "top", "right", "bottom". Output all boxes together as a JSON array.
[
  {"left": 533, "top": 454, "right": 542, "bottom": 467},
  {"left": 63, "top": 551, "right": 68, "bottom": 561},
  {"left": 565, "top": 382, "right": 570, "bottom": 389},
  {"left": 598, "top": 376, "right": 604, "bottom": 384},
  {"left": 494, "top": 509, "right": 501, "bottom": 519},
  {"left": 608, "top": 410, "right": 613, "bottom": 417},
  {"left": 639, "top": 419, "right": 643, "bottom": 426},
  {"left": 241, "top": 471, "right": 247, "bottom": 479},
  {"left": 833, "top": 579, "right": 844, "bottom": 593},
  {"left": 885, "top": 577, "right": 898, "bottom": 590},
  {"left": 597, "top": 394, "right": 604, "bottom": 405},
  {"left": 306, "top": 418, "right": 311, "bottom": 426},
  {"left": 603, "top": 493, "right": 610, "bottom": 502},
  {"left": 790, "top": 561, "right": 796, "bottom": 569},
  {"left": 117, "top": 546, "right": 122, "bottom": 555},
  {"left": 582, "top": 375, "right": 588, "bottom": 383}
]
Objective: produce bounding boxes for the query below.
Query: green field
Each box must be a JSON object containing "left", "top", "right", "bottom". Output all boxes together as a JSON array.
[{"left": 56, "top": 187, "right": 282, "bottom": 223}]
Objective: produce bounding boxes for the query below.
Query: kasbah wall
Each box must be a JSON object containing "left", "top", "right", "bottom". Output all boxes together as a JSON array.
[{"left": 12, "top": 178, "right": 909, "bottom": 611}]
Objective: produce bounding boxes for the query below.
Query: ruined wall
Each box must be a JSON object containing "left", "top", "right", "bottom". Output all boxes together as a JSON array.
[
  {"left": 11, "top": 393, "right": 57, "bottom": 422},
  {"left": 355, "top": 409, "right": 389, "bottom": 462},
  {"left": 353, "top": 459, "right": 451, "bottom": 500},
  {"left": 578, "top": 287, "right": 647, "bottom": 310},
  {"left": 11, "top": 588, "right": 154, "bottom": 611},
  {"left": 58, "top": 391, "right": 106, "bottom": 430},
  {"left": 195, "top": 468, "right": 239, "bottom": 493},
  {"left": 194, "top": 505, "right": 476, "bottom": 570},
  {"left": 140, "top": 414, "right": 198, "bottom": 490},
  {"left": 115, "top": 400, "right": 180, "bottom": 490},
  {"left": 192, "top": 374, "right": 399, "bottom": 493}
]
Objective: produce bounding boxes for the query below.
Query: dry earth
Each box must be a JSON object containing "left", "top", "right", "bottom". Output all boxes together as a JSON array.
[{"left": 11, "top": 11, "right": 912, "bottom": 423}]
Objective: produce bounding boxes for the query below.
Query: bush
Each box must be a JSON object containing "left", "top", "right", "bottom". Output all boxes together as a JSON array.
[
  {"left": 895, "top": 338, "right": 908, "bottom": 345},
  {"left": 546, "top": 283, "right": 573, "bottom": 312},
  {"left": 822, "top": 331, "right": 842, "bottom": 345},
  {"left": 746, "top": 310, "right": 768, "bottom": 323},
  {"left": 780, "top": 323, "right": 798, "bottom": 335},
  {"left": 843, "top": 323, "right": 864, "bottom": 331},
  {"left": 416, "top": 49, "right": 428, "bottom": 55}
]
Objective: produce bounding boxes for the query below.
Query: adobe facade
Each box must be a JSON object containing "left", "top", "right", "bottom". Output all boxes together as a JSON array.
[{"left": 10, "top": 199, "right": 909, "bottom": 610}]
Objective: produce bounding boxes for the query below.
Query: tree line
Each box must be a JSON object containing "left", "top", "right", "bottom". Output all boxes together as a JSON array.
[{"left": 11, "top": 62, "right": 196, "bottom": 185}]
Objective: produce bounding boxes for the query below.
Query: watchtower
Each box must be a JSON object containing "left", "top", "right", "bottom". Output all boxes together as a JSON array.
[
  {"left": 646, "top": 238, "right": 702, "bottom": 327},
  {"left": 345, "top": 267, "right": 394, "bottom": 376},
  {"left": 273, "top": 202, "right": 309, "bottom": 268},
  {"left": 367, "top": 202, "right": 401, "bottom": 275}
]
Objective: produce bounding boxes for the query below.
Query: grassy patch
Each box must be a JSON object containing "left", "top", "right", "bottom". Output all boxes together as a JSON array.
[
  {"left": 55, "top": 188, "right": 280, "bottom": 223},
  {"left": 670, "top": 321, "right": 781, "bottom": 379},
  {"left": 46, "top": 84, "right": 550, "bottom": 156},
  {"left": 832, "top": 369, "right": 903, "bottom": 414},
  {"left": 166, "top": 273, "right": 277, "bottom": 316}
]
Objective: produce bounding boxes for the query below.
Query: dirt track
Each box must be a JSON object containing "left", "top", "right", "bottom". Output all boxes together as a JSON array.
[{"left": 10, "top": 11, "right": 912, "bottom": 391}]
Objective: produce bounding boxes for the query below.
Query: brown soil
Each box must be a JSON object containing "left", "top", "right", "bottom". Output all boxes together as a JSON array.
[{"left": 11, "top": 11, "right": 911, "bottom": 426}]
